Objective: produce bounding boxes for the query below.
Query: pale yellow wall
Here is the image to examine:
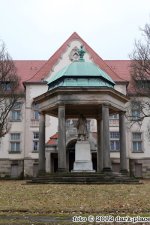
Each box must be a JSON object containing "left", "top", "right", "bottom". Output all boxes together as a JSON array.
[
  {"left": 126, "top": 97, "right": 150, "bottom": 158},
  {"left": 114, "top": 84, "right": 127, "bottom": 95},
  {"left": 24, "top": 84, "right": 58, "bottom": 159},
  {"left": 128, "top": 118, "right": 150, "bottom": 158}
]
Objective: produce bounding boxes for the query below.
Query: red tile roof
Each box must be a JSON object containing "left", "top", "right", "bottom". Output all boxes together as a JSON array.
[
  {"left": 15, "top": 59, "right": 132, "bottom": 85},
  {"left": 14, "top": 60, "right": 46, "bottom": 87},
  {"left": 47, "top": 133, "right": 58, "bottom": 145},
  {"left": 105, "top": 60, "right": 131, "bottom": 81}
]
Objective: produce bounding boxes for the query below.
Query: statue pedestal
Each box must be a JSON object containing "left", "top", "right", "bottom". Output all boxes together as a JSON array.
[{"left": 72, "top": 141, "right": 95, "bottom": 172}]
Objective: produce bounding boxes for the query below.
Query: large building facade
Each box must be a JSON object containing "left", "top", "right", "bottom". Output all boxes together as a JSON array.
[{"left": 0, "top": 33, "right": 150, "bottom": 178}]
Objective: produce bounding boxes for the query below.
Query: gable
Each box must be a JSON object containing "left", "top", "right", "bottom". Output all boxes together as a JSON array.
[
  {"left": 45, "top": 40, "right": 93, "bottom": 81},
  {"left": 24, "top": 32, "right": 125, "bottom": 83}
]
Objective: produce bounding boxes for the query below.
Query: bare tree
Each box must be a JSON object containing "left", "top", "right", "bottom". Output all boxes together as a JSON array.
[
  {"left": 0, "top": 41, "right": 22, "bottom": 137},
  {"left": 129, "top": 23, "right": 150, "bottom": 124}
]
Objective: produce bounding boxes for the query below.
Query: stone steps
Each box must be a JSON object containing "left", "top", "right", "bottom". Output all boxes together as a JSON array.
[{"left": 28, "top": 172, "right": 140, "bottom": 184}]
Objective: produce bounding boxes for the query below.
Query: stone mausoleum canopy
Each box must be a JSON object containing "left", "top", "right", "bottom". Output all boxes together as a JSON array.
[
  {"left": 34, "top": 46, "right": 129, "bottom": 175},
  {"left": 47, "top": 46, "right": 115, "bottom": 90}
]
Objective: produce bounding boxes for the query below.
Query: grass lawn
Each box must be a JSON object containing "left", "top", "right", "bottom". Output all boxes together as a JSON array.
[{"left": 0, "top": 180, "right": 149, "bottom": 224}]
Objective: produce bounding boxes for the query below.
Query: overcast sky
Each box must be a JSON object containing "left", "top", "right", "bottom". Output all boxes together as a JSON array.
[{"left": 0, "top": 0, "right": 149, "bottom": 60}]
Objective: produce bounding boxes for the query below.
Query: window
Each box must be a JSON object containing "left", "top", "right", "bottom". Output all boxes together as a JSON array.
[
  {"left": 109, "top": 114, "right": 119, "bottom": 127},
  {"left": 110, "top": 131, "right": 120, "bottom": 151},
  {"left": 136, "top": 80, "right": 150, "bottom": 90},
  {"left": 132, "top": 132, "right": 143, "bottom": 152},
  {"left": 11, "top": 102, "right": 22, "bottom": 121},
  {"left": 0, "top": 82, "right": 12, "bottom": 91},
  {"left": 132, "top": 109, "right": 140, "bottom": 121},
  {"left": 33, "top": 132, "right": 39, "bottom": 151},
  {"left": 10, "top": 133, "right": 21, "bottom": 152},
  {"left": 131, "top": 102, "right": 141, "bottom": 121},
  {"left": 32, "top": 103, "right": 40, "bottom": 120}
]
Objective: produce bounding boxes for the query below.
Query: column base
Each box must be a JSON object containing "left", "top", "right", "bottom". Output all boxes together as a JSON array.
[
  {"left": 57, "top": 168, "right": 67, "bottom": 173},
  {"left": 38, "top": 170, "right": 46, "bottom": 177},
  {"left": 120, "top": 169, "right": 128, "bottom": 175},
  {"left": 102, "top": 167, "right": 112, "bottom": 173}
]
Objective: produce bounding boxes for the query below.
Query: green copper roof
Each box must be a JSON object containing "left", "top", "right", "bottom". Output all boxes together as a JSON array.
[
  {"left": 47, "top": 60, "right": 115, "bottom": 90},
  {"left": 48, "top": 61, "right": 114, "bottom": 83},
  {"left": 47, "top": 46, "right": 115, "bottom": 90}
]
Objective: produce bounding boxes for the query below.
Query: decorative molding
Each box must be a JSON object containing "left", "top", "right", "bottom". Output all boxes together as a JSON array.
[{"left": 69, "top": 46, "right": 80, "bottom": 61}]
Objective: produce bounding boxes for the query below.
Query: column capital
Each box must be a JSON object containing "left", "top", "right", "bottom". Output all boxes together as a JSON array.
[
  {"left": 58, "top": 104, "right": 65, "bottom": 108},
  {"left": 39, "top": 111, "right": 45, "bottom": 116},
  {"left": 102, "top": 103, "right": 111, "bottom": 108},
  {"left": 119, "top": 111, "right": 126, "bottom": 116},
  {"left": 96, "top": 116, "right": 102, "bottom": 121}
]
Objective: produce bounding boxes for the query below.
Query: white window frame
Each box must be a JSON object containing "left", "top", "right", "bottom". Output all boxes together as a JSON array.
[
  {"left": 11, "top": 102, "right": 22, "bottom": 121},
  {"left": 10, "top": 133, "right": 21, "bottom": 153},
  {"left": 109, "top": 114, "right": 119, "bottom": 127},
  {"left": 132, "top": 132, "right": 143, "bottom": 153},
  {"left": 110, "top": 131, "right": 120, "bottom": 152},
  {"left": 33, "top": 132, "right": 39, "bottom": 152},
  {"left": 32, "top": 103, "right": 40, "bottom": 121}
]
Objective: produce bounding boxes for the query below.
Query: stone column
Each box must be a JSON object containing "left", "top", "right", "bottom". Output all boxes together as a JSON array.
[
  {"left": 58, "top": 105, "right": 66, "bottom": 172},
  {"left": 38, "top": 112, "right": 46, "bottom": 174},
  {"left": 45, "top": 151, "right": 51, "bottom": 173},
  {"left": 102, "top": 104, "right": 112, "bottom": 172},
  {"left": 119, "top": 112, "right": 128, "bottom": 173},
  {"left": 66, "top": 150, "right": 69, "bottom": 172},
  {"left": 97, "top": 117, "right": 103, "bottom": 172}
]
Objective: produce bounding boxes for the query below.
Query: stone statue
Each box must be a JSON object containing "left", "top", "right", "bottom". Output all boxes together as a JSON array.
[
  {"left": 76, "top": 114, "right": 88, "bottom": 141},
  {"left": 78, "top": 45, "right": 85, "bottom": 61}
]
